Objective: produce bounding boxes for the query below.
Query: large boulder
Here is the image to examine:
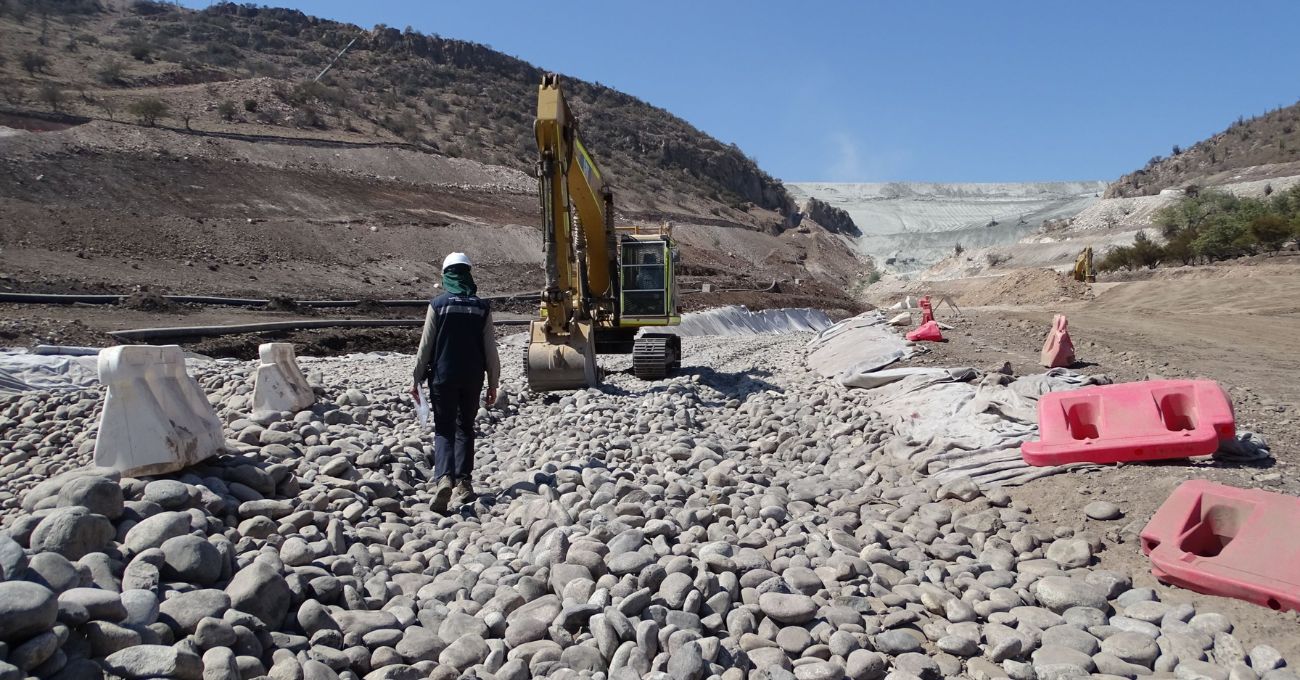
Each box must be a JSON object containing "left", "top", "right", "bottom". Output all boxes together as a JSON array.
[
  {"left": 0, "top": 582, "right": 57, "bottom": 643},
  {"left": 226, "top": 561, "right": 290, "bottom": 629},
  {"left": 29, "top": 507, "right": 114, "bottom": 560}
]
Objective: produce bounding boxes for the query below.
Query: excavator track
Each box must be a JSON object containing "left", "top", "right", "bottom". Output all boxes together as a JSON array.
[{"left": 632, "top": 334, "right": 681, "bottom": 381}]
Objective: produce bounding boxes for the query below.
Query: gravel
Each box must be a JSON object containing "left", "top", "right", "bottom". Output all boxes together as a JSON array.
[{"left": 0, "top": 333, "right": 1291, "bottom": 680}]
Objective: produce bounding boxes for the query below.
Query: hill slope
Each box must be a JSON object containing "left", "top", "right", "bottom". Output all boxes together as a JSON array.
[
  {"left": 0, "top": 1, "right": 867, "bottom": 304},
  {"left": 1108, "top": 100, "right": 1300, "bottom": 198},
  {"left": 787, "top": 181, "right": 1106, "bottom": 270},
  {"left": 0, "top": 0, "right": 794, "bottom": 226}
]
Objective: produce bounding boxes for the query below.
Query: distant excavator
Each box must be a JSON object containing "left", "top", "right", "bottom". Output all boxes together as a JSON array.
[
  {"left": 1072, "top": 246, "right": 1096, "bottom": 283},
  {"left": 524, "top": 74, "right": 683, "bottom": 391}
]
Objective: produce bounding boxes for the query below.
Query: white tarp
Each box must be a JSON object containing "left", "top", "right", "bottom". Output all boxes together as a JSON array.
[
  {"left": 806, "top": 311, "right": 912, "bottom": 380},
  {"left": 0, "top": 351, "right": 100, "bottom": 393},
  {"left": 858, "top": 368, "right": 1111, "bottom": 485},
  {"left": 670, "top": 306, "right": 832, "bottom": 337}
]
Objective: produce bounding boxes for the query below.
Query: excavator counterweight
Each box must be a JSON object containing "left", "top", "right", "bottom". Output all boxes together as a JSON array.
[{"left": 525, "top": 74, "right": 682, "bottom": 391}]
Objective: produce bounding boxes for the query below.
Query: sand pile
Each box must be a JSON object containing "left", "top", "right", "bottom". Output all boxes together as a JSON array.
[{"left": 959, "top": 268, "right": 1091, "bottom": 306}]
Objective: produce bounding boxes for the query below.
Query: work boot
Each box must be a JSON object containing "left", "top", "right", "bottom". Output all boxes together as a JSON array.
[
  {"left": 452, "top": 479, "right": 477, "bottom": 506},
  {"left": 430, "top": 476, "right": 454, "bottom": 513}
]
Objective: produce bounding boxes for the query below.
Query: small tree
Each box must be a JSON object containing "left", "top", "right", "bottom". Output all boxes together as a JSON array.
[
  {"left": 217, "top": 99, "right": 237, "bottom": 121},
  {"left": 96, "top": 60, "right": 125, "bottom": 85},
  {"left": 1098, "top": 245, "right": 1135, "bottom": 272},
  {"left": 97, "top": 97, "right": 117, "bottom": 121},
  {"left": 128, "top": 97, "right": 168, "bottom": 126},
  {"left": 1130, "top": 232, "right": 1163, "bottom": 268},
  {"left": 1250, "top": 214, "right": 1292, "bottom": 252},
  {"left": 21, "top": 52, "right": 49, "bottom": 75},
  {"left": 953, "top": 243, "right": 965, "bottom": 256},
  {"left": 38, "top": 83, "right": 64, "bottom": 112}
]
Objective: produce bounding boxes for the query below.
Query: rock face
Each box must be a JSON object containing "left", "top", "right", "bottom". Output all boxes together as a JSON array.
[
  {"left": 0, "top": 335, "right": 1291, "bottom": 680},
  {"left": 801, "top": 197, "right": 862, "bottom": 237}
]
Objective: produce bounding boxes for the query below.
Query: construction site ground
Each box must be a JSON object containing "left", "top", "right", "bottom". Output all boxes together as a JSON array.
[{"left": 871, "top": 259, "right": 1300, "bottom": 658}]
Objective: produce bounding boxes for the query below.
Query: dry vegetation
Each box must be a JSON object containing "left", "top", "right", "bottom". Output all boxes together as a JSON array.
[
  {"left": 1108, "top": 101, "right": 1300, "bottom": 198},
  {"left": 0, "top": 0, "right": 794, "bottom": 221}
]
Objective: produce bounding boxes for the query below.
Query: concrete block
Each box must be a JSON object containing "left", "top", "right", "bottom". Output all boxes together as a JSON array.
[
  {"left": 252, "top": 343, "right": 314, "bottom": 413},
  {"left": 93, "top": 345, "right": 225, "bottom": 477}
]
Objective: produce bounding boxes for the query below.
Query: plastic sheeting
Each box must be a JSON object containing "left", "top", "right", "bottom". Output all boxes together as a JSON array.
[
  {"left": 670, "top": 306, "right": 832, "bottom": 337},
  {"left": 0, "top": 351, "right": 100, "bottom": 393},
  {"left": 860, "top": 368, "right": 1112, "bottom": 486},
  {"left": 806, "top": 312, "right": 912, "bottom": 379}
]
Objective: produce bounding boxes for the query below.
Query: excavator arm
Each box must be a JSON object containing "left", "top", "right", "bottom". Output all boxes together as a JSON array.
[
  {"left": 534, "top": 74, "right": 617, "bottom": 329},
  {"left": 526, "top": 74, "right": 618, "bottom": 390}
]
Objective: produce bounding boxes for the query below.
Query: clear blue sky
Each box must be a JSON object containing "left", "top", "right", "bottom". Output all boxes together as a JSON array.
[{"left": 180, "top": 1, "right": 1300, "bottom": 183}]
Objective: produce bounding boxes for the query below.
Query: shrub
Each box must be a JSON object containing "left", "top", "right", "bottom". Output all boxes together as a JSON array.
[
  {"left": 293, "top": 104, "right": 324, "bottom": 128},
  {"left": 1129, "top": 232, "right": 1163, "bottom": 268},
  {"left": 128, "top": 97, "right": 168, "bottom": 126},
  {"left": 96, "top": 60, "right": 125, "bottom": 85},
  {"left": 216, "top": 100, "right": 237, "bottom": 121},
  {"left": 1098, "top": 245, "right": 1134, "bottom": 272},
  {"left": 38, "top": 83, "right": 64, "bottom": 112},
  {"left": 243, "top": 99, "right": 258, "bottom": 112},
  {"left": 21, "top": 51, "right": 48, "bottom": 75},
  {"left": 1161, "top": 229, "right": 1197, "bottom": 265},
  {"left": 1192, "top": 216, "right": 1252, "bottom": 261},
  {"left": 866, "top": 270, "right": 882, "bottom": 285},
  {"left": 1250, "top": 214, "right": 1292, "bottom": 252}
]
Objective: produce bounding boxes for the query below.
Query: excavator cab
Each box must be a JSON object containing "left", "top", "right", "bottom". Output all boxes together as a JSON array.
[
  {"left": 617, "top": 231, "right": 679, "bottom": 324},
  {"left": 616, "top": 231, "right": 682, "bottom": 380}
]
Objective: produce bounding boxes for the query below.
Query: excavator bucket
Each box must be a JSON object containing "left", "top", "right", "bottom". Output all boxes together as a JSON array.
[{"left": 525, "top": 320, "right": 600, "bottom": 391}]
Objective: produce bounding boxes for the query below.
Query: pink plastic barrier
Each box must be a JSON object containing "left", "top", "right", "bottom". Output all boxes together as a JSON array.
[
  {"left": 919, "top": 296, "right": 934, "bottom": 325},
  {"left": 906, "top": 320, "right": 944, "bottom": 342},
  {"left": 1040, "top": 314, "right": 1075, "bottom": 368},
  {"left": 1141, "top": 480, "right": 1300, "bottom": 612},
  {"left": 1022, "top": 379, "right": 1235, "bottom": 466}
]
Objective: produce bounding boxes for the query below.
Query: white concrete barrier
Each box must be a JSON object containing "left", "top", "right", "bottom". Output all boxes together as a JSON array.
[
  {"left": 252, "top": 343, "right": 314, "bottom": 413},
  {"left": 93, "top": 345, "right": 225, "bottom": 477}
]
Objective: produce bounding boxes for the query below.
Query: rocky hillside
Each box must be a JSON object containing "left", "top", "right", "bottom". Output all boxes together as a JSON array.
[
  {"left": 1107, "top": 100, "right": 1300, "bottom": 198},
  {"left": 0, "top": 0, "right": 794, "bottom": 225}
]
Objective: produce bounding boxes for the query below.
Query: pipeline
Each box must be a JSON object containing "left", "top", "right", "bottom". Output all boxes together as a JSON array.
[
  {"left": 0, "top": 292, "right": 540, "bottom": 308},
  {"left": 108, "top": 317, "right": 531, "bottom": 342},
  {"left": 680, "top": 279, "right": 778, "bottom": 295}
]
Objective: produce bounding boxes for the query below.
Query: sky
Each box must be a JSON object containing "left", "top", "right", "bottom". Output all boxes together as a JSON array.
[{"left": 179, "top": 1, "right": 1300, "bottom": 184}]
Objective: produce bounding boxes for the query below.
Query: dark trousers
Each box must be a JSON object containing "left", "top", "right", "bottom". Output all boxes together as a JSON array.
[{"left": 428, "top": 378, "right": 482, "bottom": 482}]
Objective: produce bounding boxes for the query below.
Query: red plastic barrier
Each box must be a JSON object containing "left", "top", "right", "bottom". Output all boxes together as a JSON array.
[
  {"left": 1022, "top": 379, "right": 1235, "bottom": 466},
  {"left": 1141, "top": 480, "right": 1300, "bottom": 612},
  {"left": 906, "top": 320, "right": 944, "bottom": 342},
  {"left": 919, "top": 296, "right": 935, "bottom": 325},
  {"left": 1040, "top": 314, "right": 1075, "bottom": 368}
]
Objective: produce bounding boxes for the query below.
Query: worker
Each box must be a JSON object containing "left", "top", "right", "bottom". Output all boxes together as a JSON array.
[{"left": 411, "top": 252, "right": 500, "bottom": 512}]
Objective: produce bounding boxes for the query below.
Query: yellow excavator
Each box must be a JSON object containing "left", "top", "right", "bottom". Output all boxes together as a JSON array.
[
  {"left": 1072, "top": 246, "right": 1096, "bottom": 283},
  {"left": 525, "top": 73, "right": 683, "bottom": 391}
]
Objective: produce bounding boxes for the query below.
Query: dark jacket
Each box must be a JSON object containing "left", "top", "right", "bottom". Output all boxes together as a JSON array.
[{"left": 412, "top": 293, "right": 501, "bottom": 387}]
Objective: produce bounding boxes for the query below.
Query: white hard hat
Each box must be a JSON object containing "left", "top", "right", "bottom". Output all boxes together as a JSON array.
[{"left": 442, "top": 252, "right": 471, "bottom": 270}]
